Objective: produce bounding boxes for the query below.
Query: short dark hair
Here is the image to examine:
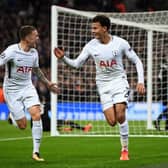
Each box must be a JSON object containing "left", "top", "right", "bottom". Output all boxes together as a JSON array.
[
  {"left": 19, "top": 25, "right": 36, "bottom": 40},
  {"left": 92, "top": 15, "right": 111, "bottom": 31}
]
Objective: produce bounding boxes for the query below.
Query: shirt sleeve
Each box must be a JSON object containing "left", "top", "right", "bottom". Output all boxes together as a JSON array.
[
  {"left": 33, "top": 50, "right": 39, "bottom": 67},
  {"left": 62, "top": 44, "right": 90, "bottom": 69},
  {"left": 123, "top": 40, "right": 144, "bottom": 84},
  {"left": 0, "top": 48, "right": 13, "bottom": 66}
]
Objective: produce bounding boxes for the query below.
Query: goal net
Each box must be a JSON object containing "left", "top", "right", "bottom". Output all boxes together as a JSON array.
[{"left": 51, "top": 6, "right": 168, "bottom": 137}]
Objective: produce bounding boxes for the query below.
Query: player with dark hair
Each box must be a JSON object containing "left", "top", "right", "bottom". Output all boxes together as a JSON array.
[
  {"left": 0, "top": 25, "right": 59, "bottom": 161},
  {"left": 54, "top": 15, "right": 145, "bottom": 160}
]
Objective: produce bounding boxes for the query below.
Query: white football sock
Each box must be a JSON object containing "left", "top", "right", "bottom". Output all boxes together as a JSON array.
[
  {"left": 119, "top": 120, "right": 129, "bottom": 151},
  {"left": 32, "top": 120, "right": 43, "bottom": 154}
]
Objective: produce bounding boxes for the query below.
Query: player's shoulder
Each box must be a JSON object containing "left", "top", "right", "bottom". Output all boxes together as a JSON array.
[
  {"left": 113, "top": 36, "right": 130, "bottom": 49},
  {"left": 2, "top": 44, "right": 19, "bottom": 57},
  {"left": 113, "top": 35, "right": 128, "bottom": 44},
  {"left": 6, "top": 44, "right": 18, "bottom": 52},
  {"left": 86, "top": 39, "right": 99, "bottom": 47}
]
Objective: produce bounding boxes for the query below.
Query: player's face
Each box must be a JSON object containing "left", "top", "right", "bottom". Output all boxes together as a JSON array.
[
  {"left": 91, "top": 22, "right": 107, "bottom": 40},
  {"left": 25, "top": 30, "right": 39, "bottom": 48}
]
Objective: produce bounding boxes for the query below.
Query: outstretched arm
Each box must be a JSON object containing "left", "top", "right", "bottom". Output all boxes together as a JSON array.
[
  {"left": 54, "top": 47, "right": 90, "bottom": 69},
  {"left": 33, "top": 67, "right": 59, "bottom": 94}
]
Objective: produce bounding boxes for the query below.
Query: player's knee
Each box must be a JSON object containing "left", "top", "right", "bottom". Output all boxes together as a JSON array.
[
  {"left": 29, "top": 106, "right": 41, "bottom": 121},
  {"left": 31, "top": 113, "right": 41, "bottom": 121},
  {"left": 16, "top": 118, "right": 27, "bottom": 129}
]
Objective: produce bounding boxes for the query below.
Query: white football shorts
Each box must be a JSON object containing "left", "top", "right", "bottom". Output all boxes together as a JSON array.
[
  {"left": 97, "top": 77, "right": 130, "bottom": 111},
  {"left": 3, "top": 85, "right": 40, "bottom": 120}
]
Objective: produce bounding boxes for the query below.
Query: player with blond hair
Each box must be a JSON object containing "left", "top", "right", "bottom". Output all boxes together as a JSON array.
[{"left": 0, "top": 25, "right": 59, "bottom": 161}]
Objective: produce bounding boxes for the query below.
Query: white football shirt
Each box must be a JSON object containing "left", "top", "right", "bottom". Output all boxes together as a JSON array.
[
  {"left": 0, "top": 44, "right": 39, "bottom": 90},
  {"left": 63, "top": 35, "right": 144, "bottom": 83}
]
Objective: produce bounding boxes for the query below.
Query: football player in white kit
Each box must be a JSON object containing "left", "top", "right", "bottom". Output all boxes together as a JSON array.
[
  {"left": 0, "top": 25, "right": 59, "bottom": 161},
  {"left": 54, "top": 15, "right": 145, "bottom": 160}
]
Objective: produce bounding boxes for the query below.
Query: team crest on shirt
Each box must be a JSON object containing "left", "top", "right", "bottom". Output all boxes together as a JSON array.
[{"left": 112, "top": 50, "right": 117, "bottom": 57}]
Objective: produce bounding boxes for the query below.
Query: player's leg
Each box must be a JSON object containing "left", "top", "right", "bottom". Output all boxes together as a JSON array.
[
  {"left": 16, "top": 117, "right": 27, "bottom": 129},
  {"left": 8, "top": 112, "right": 18, "bottom": 127},
  {"left": 103, "top": 106, "right": 129, "bottom": 160},
  {"left": 115, "top": 103, "right": 128, "bottom": 150},
  {"left": 113, "top": 79, "right": 130, "bottom": 160},
  {"left": 97, "top": 80, "right": 129, "bottom": 160},
  {"left": 8, "top": 112, "right": 27, "bottom": 129},
  {"left": 115, "top": 103, "right": 129, "bottom": 160},
  {"left": 24, "top": 86, "right": 44, "bottom": 161},
  {"left": 4, "top": 89, "right": 27, "bottom": 129},
  {"left": 29, "top": 105, "right": 44, "bottom": 161},
  {"left": 115, "top": 103, "right": 129, "bottom": 161},
  {"left": 103, "top": 104, "right": 129, "bottom": 161},
  {"left": 97, "top": 81, "right": 117, "bottom": 127},
  {"left": 104, "top": 107, "right": 117, "bottom": 126}
]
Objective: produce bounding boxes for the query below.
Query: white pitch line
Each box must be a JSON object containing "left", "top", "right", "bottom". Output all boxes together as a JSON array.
[
  {"left": 0, "top": 136, "right": 50, "bottom": 142},
  {"left": 0, "top": 136, "right": 32, "bottom": 142}
]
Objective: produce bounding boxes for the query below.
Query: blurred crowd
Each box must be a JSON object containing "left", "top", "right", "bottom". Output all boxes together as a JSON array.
[
  {"left": 0, "top": 0, "right": 167, "bottom": 104},
  {"left": 54, "top": 0, "right": 168, "bottom": 12}
]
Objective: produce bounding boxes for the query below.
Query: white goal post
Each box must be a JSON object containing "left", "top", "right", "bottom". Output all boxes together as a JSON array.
[{"left": 51, "top": 5, "right": 168, "bottom": 137}]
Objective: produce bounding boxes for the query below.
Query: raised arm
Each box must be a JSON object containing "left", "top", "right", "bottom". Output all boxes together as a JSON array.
[{"left": 33, "top": 67, "right": 59, "bottom": 94}]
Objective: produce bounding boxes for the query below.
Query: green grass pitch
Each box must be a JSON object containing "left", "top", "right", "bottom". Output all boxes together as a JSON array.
[{"left": 0, "top": 121, "right": 168, "bottom": 168}]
